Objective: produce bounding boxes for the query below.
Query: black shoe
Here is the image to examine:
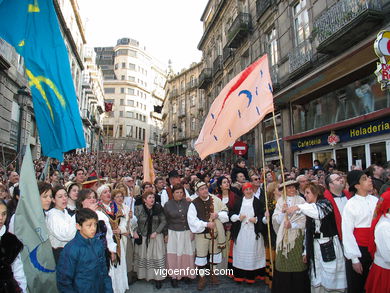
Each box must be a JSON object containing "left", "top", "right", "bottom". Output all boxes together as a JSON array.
[
  {"left": 171, "top": 279, "right": 179, "bottom": 288},
  {"left": 155, "top": 280, "right": 162, "bottom": 289},
  {"left": 184, "top": 277, "right": 192, "bottom": 284}
]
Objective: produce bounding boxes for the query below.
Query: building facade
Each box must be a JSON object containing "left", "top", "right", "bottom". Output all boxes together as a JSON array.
[
  {"left": 162, "top": 62, "right": 205, "bottom": 156},
  {"left": 197, "top": 0, "right": 390, "bottom": 170},
  {"left": 95, "top": 38, "right": 166, "bottom": 152}
]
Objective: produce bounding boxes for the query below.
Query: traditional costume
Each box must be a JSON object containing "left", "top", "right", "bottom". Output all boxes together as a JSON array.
[
  {"left": 365, "top": 190, "right": 390, "bottom": 293},
  {"left": 342, "top": 170, "right": 378, "bottom": 293},
  {"left": 297, "top": 198, "right": 347, "bottom": 292},
  {"left": 230, "top": 183, "right": 266, "bottom": 284}
]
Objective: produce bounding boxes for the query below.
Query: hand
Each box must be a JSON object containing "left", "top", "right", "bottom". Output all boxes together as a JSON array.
[
  {"left": 133, "top": 231, "right": 139, "bottom": 239},
  {"left": 352, "top": 262, "right": 363, "bottom": 275},
  {"left": 239, "top": 214, "right": 246, "bottom": 222},
  {"left": 186, "top": 196, "right": 192, "bottom": 202},
  {"left": 249, "top": 217, "right": 257, "bottom": 223},
  {"left": 210, "top": 212, "right": 218, "bottom": 220},
  {"left": 164, "top": 235, "right": 168, "bottom": 243},
  {"left": 284, "top": 219, "right": 292, "bottom": 229},
  {"left": 111, "top": 252, "right": 116, "bottom": 262},
  {"left": 282, "top": 203, "right": 288, "bottom": 213},
  {"left": 265, "top": 210, "right": 270, "bottom": 219},
  {"left": 207, "top": 222, "right": 216, "bottom": 229},
  {"left": 287, "top": 206, "right": 299, "bottom": 215},
  {"left": 302, "top": 255, "right": 307, "bottom": 264},
  {"left": 150, "top": 232, "right": 157, "bottom": 239},
  {"left": 112, "top": 228, "right": 120, "bottom": 235}
]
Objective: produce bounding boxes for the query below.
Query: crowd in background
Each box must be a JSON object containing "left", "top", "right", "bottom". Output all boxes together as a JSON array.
[{"left": 0, "top": 151, "right": 390, "bottom": 293}]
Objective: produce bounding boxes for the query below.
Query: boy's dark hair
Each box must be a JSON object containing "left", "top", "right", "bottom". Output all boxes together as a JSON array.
[
  {"left": 76, "top": 208, "right": 98, "bottom": 225},
  {"left": 38, "top": 181, "right": 52, "bottom": 196},
  {"left": 74, "top": 168, "right": 84, "bottom": 176}
]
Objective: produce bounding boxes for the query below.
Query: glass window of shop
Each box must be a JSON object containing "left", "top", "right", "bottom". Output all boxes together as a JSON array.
[{"left": 292, "top": 74, "right": 389, "bottom": 133}]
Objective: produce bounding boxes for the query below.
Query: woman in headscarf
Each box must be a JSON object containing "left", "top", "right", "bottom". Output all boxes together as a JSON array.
[
  {"left": 229, "top": 182, "right": 266, "bottom": 284},
  {"left": 97, "top": 185, "right": 128, "bottom": 293},
  {"left": 365, "top": 190, "right": 390, "bottom": 293},
  {"left": 133, "top": 191, "right": 166, "bottom": 289},
  {"left": 164, "top": 184, "right": 195, "bottom": 287},
  {"left": 287, "top": 182, "right": 347, "bottom": 293},
  {"left": 64, "top": 181, "right": 80, "bottom": 216},
  {"left": 271, "top": 180, "right": 309, "bottom": 293}
]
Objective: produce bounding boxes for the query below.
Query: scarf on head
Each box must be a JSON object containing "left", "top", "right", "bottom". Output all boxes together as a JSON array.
[{"left": 368, "top": 189, "right": 390, "bottom": 258}]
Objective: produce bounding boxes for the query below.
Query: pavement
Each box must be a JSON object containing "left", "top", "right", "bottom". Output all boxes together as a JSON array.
[{"left": 126, "top": 276, "right": 271, "bottom": 293}]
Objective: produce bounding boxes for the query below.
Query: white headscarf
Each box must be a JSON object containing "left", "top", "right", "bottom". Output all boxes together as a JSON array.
[{"left": 96, "top": 184, "right": 110, "bottom": 199}]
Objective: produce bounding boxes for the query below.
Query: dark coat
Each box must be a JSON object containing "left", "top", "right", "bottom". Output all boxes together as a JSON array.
[
  {"left": 57, "top": 231, "right": 113, "bottom": 293},
  {"left": 231, "top": 166, "right": 250, "bottom": 183},
  {"left": 229, "top": 196, "right": 266, "bottom": 243}
]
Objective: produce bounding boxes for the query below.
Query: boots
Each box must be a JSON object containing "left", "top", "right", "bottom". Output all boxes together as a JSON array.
[
  {"left": 197, "top": 276, "right": 207, "bottom": 291},
  {"left": 210, "top": 273, "right": 220, "bottom": 285}
]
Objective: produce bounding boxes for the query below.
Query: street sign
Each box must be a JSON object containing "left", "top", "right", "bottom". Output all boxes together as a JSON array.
[{"left": 233, "top": 141, "right": 248, "bottom": 156}]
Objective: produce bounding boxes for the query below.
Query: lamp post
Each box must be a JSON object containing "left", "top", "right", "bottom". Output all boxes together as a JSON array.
[{"left": 172, "top": 124, "right": 178, "bottom": 156}]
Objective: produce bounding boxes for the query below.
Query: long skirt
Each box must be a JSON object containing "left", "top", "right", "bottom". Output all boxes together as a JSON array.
[
  {"left": 365, "top": 263, "right": 390, "bottom": 293},
  {"left": 166, "top": 229, "right": 196, "bottom": 280},
  {"left": 272, "top": 269, "right": 310, "bottom": 293},
  {"left": 310, "top": 236, "right": 346, "bottom": 291},
  {"left": 134, "top": 234, "right": 166, "bottom": 281},
  {"left": 109, "top": 236, "right": 129, "bottom": 293}
]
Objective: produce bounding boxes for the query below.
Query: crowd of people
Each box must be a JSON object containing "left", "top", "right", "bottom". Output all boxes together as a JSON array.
[{"left": 0, "top": 151, "right": 389, "bottom": 293}]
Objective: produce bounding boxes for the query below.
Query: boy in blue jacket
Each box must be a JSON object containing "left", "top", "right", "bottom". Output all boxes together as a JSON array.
[{"left": 57, "top": 208, "right": 113, "bottom": 293}]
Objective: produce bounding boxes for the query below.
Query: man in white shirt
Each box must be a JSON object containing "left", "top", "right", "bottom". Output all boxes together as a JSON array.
[
  {"left": 342, "top": 170, "right": 378, "bottom": 293},
  {"left": 250, "top": 173, "right": 263, "bottom": 200}
]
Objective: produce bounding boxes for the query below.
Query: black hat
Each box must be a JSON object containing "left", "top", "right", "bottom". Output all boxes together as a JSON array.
[
  {"left": 347, "top": 170, "right": 365, "bottom": 192},
  {"left": 168, "top": 170, "right": 180, "bottom": 178}
]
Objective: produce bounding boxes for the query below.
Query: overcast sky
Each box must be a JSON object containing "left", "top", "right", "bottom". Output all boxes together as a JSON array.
[{"left": 79, "top": 0, "right": 208, "bottom": 72}]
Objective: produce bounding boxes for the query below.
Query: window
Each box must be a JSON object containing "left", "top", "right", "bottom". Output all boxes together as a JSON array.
[
  {"left": 126, "top": 125, "right": 133, "bottom": 137},
  {"left": 143, "top": 105, "right": 146, "bottom": 110},
  {"left": 114, "top": 64, "right": 118, "bottom": 70},
  {"left": 106, "top": 111, "right": 114, "bottom": 118},
  {"left": 120, "top": 88, "right": 125, "bottom": 93},
  {"left": 136, "top": 113, "right": 139, "bottom": 120},
  {"left": 30, "top": 117, "right": 37, "bottom": 137},
  {"left": 191, "top": 117, "right": 196, "bottom": 131},
  {"left": 118, "top": 125, "right": 123, "bottom": 137},
  {"left": 122, "top": 62, "right": 126, "bottom": 69},
  {"left": 120, "top": 99, "right": 124, "bottom": 106},
  {"left": 267, "top": 28, "right": 278, "bottom": 66},
  {"left": 119, "top": 111, "right": 123, "bottom": 117},
  {"left": 127, "top": 100, "right": 134, "bottom": 106},
  {"left": 139, "top": 128, "right": 142, "bottom": 140},
  {"left": 126, "top": 111, "right": 133, "bottom": 118},
  {"left": 103, "top": 125, "right": 114, "bottom": 136},
  {"left": 121, "top": 75, "right": 125, "bottom": 80},
  {"left": 293, "top": 0, "right": 310, "bottom": 52},
  {"left": 173, "top": 103, "right": 177, "bottom": 113},
  {"left": 181, "top": 81, "right": 185, "bottom": 92},
  {"left": 128, "top": 88, "right": 135, "bottom": 95},
  {"left": 104, "top": 88, "right": 115, "bottom": 94},
  {"left": 129, "top": 63, "right": 136, "bottom": 70},
  {"left": 135, "top": 127, "right": 138, "bottom": 139},
  {"left": 128, "top": 76, "right": 135, "bottom": 82},
  {"left": 143, "top": 128, "right": 146, "bottom": 140}
]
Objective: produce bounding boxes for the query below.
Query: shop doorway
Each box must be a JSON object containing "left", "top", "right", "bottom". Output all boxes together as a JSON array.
[
  {"left": 298, "top": 153, "right": 313, "bottom": 169},
  {"left": 315, "top": 151, "right": 333, "bottom": 167},
  {"left": 335, "top": 148, "right": 348, "bottom": 172},
  {"left": 370, "top": 142, "right": 386, "bottom": 166},
  {"left": 352, "top": 145, "right": 366, "bottom": 170}
]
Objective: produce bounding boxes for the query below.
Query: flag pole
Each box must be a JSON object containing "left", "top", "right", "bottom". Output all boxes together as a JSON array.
[
  {"left": 260, "top": 132, "right": 274, "bottom": 278},
  {"left": 271, "top": 110, "right": 286, "bottom": 200}
]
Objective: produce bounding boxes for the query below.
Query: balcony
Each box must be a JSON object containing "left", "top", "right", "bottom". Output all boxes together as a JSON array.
[
  {"left": 256, "top": 0, "right": 272, "bottom": 19},
  {"left": 82, "top": 109, "right": 92, "bottom": 126},
  {"left": 288, "top": 41, "right": 312, "bottom": 74},
  {"left": 178, "top": 108, "right": 186, "bottom": 118},
  {"left": 226, "top": 13, "right": 251, "bottom": 49},
  {"left": 270, "top": 64, "right": 279, "bottom": 86},
  {"left": 213, "top": 55, "right": 223, "bottom": 77},
  {"left": 223, "top": 45, "right": 234, "bottom": 63},
  {"left": 314, "top": 0, "right": 384, "bottom": 54},
  {"left": 198, "top": 68, "right": 212, "bottom": 89},
  {"left": 169, "top": 89, "right": 178, "bottom": 99},
  {"left": 186, "top": 80, "right": 198, "bottom": 91}
]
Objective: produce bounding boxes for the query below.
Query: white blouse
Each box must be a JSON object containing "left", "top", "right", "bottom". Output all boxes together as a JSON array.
[
  {"left": 46, "top": 208, "right": 76, "bottom": 249},
  {"left": 374, "top": 214, "right": 390, "bottom": 269}
]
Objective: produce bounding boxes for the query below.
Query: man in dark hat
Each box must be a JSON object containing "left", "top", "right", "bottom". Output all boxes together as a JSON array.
[
  {"left": 160, "top": 170, "right": 190, "bottom": 206},
  {"left": 342, "top": 170, "right": 378, "bottom": 293}
]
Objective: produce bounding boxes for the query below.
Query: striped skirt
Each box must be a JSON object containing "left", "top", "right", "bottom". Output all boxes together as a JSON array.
[{"left": 134, "top": 234, "right": 166, "bottom": 281}]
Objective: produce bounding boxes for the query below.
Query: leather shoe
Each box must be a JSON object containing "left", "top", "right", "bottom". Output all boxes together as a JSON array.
[
  {"left": 210, "top": 274, "right": 220, "bottom": 285},
  {"left": 171, "top": 278, "right": 178, "bottom": 288},
  {"left": 197, "top": 276, "right": 207, "bottom": 291}
]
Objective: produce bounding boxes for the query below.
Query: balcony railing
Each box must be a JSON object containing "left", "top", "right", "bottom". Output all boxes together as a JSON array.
[
  {"left": 223, "top": 45, "right": 234, "bottom": 63},
  {"left": 256, "top": 0, "right": 272, "bottom": 19},
  {"left": 314, "top": 0, "right": 383, "bottom": 54},
  {"left": 169, "top": 89, "right": 178, "bottom": 99},
  {"left": 226, "top": 13, "right": 251, "bottom": 48},
  {"left": 198, "top": 68, "right": 212, "bottom": 89},
  {"left": 82, "top": 109, "right": 92, "bottom": 126},
  {"left": 288, "top": 41, "right": 312, "bottom": 73},
  {"left": 186, "top": 80, "right": 198, "bottom": 90},
  {"left": 213, "top": 55, "right": 223, "bottom": 77}
]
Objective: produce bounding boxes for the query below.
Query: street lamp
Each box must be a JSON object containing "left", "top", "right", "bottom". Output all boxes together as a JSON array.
[{"left": 172, "top": 124, "right": 178, "bottom": 156}]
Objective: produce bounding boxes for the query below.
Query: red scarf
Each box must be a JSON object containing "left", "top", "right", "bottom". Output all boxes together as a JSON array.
[
  {"left": 368, "top": 189, "right": 390, "bottom": 258},
  {"left": 217, "top": 191, "right": 236, "bottom": 210},
  {"left": 324, "top": 189, "right": 351, "bottom": 240}
]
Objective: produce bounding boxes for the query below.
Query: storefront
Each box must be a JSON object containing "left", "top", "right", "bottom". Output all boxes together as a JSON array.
[
  {"left": 263, "top": 139, "right": 283, "bottom": 165},
  {"left": 290, "top": 116, "right": 390, "bottom": 172}
]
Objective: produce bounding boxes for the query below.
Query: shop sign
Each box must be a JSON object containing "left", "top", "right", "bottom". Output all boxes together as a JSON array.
[
  {"left": 263, "top": 140, "right": 282, "bottom": 157},
  {"left": 374, "top": 31, "right": 390, "bottom": 90},
  {"left": 291, "top": 117, "right": 390, "bottom": 152}
]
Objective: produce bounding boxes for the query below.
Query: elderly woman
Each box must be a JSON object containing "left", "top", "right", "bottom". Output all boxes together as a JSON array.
[
  {"left": 229, "top": 182, "right": 266, "bottom": 284},
  {"left": 272, "top": 180, "right": 309, "bottom": 293},
  {"left": 133, "top": 191, "right": 166, "bottom": 289},
  {"left": 287, "top": 183, "right": 347, "bottom": 293},
  {"left": 164, "top": 184, "right": 195, "bottom": 287},
  {"left": 97, "top": 185, "right": 128, "bottom": 293}
]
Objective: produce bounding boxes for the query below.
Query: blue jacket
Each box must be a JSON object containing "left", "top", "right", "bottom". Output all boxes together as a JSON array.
[{"left": 56, "top": 231, "right": 113, "bottom": 293}]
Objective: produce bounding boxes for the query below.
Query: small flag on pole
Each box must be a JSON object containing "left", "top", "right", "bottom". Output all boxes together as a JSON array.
[
  {"left": 0, "top": 0, "right": 86, "bottom": 161},
  {"left": 15, "top": 147, "right": 58, "bottom": 292},
  {"left": 195, "top": 55, "right": 274, "bottom": 159},
  {"left": 143, "top": 135, "right": 156, "bottom": 183}
]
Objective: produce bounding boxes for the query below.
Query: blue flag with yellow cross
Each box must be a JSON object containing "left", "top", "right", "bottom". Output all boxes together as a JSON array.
[{"left": 0, "top": 0, "right": 85, "bottom": 160}]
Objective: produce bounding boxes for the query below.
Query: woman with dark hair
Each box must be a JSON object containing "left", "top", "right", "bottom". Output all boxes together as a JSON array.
[
  {"left": 231, "top": 158, "right": 250, "bottom": 183},
  {"left": 287, "top": 182, "right": 347, "bottom": 293},
  {"left": 64, "top": 181, "right": 80, "bottom": 216},
  {"left": 133, "top": 191, "right": 166, "bottom": 289},
  {"left": 0, "top": 199, "right": 27, "bottom": 292},
  {"left": 46, "top": 185, "right": 76, "bottom": 263},
  {"left": 216, "top": 176, "right": 237, "bottom": 271},
  {"left": 164, "top": 184, "right": 195, "bottom": 287}
]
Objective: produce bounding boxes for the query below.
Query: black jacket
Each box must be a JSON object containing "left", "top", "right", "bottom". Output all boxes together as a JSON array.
[{"left": 231, "top": 166, "right": 250, "bottom": 183}]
